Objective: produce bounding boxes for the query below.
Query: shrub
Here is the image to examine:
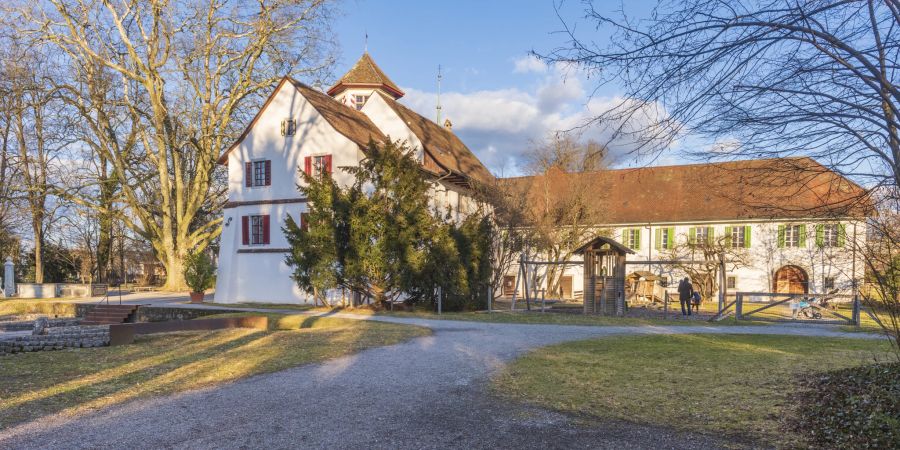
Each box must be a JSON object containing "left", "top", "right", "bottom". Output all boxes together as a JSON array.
[
  {"left": 788, "top": 362, "right": 900, "bottom": 449},
  {"left": 183, "top": 251, "right": 215, "bottom": 293}
]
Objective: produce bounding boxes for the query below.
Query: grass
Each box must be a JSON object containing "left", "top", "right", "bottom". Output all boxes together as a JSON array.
[
  {"left": 0, "top": 314, "right": 429, "bottom": 429},
  {"left": 0, "top": 299, "right": 77, "bottom": 318},
  {"left": 203, "top": 301, "right": 763, "bottom": 327},
  {"left": 201, "top": 301, "right": 319, "bottom": 312},
  {"left": 492, "top": 334, "right": 895, "bottom": 446}
]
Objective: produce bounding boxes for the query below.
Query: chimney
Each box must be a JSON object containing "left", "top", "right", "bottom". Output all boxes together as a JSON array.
[{"left": 443, "top": 118, "right": 453, "bottom": 132}]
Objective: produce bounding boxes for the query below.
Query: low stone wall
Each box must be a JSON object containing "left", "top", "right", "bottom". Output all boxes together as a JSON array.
[
  {"left": 0, "top": 325, "right": 109, "bottom": 355},
  {"left": 134, "top": 306, "right": 242, "bottom": 322},
  {"left": 0, "top": 318, "right": 81, "bottom": 332}
]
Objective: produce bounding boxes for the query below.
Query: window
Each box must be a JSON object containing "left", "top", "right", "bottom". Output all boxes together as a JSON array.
[
  {"left": 245, "top": 160, "right": 271, "bottom": 187},
  {"left": 304, "top": 154, "right": 332, "bottom": 178},
  {"left": 779, "top": 224, "right": 805, "bottom": 248},
  {"left": 660, "top": 276, "right": 669, "bottom": 288},
  {"left": 250, "top": 216, "right": 266, "bottom": 244},
  {"left": 241, "top": 215, "right": 270, "bottom": 245},
  {"left": 281, "top": 118, "right": 296, "bottom": 136},
  {"left": 690, "top": 226, "right": 713, "bottom": 246},
  {"left": 817, "top": 224, "right": 844, "bottom": 248},
  {"left": 727, "top": 276, "right": 737, "bottom": 290},
  {"left": 354, "top": 95, "right": 369, "bottom": 110},
  {"left": 823, "top": 277, "right": 835, "bottom": 290},
  {"left": 622, "top": 228, "right": 641, "bottom": 250},
  {"left": 655, "top": 227, "right": 674, "bottom": 250},
  {"left": 727, "top": 225, "right": 750, "bottom": 248}
]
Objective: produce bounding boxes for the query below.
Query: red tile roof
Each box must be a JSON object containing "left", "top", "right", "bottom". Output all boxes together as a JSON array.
[
  {"left": 327, "top": 52, "right": 405, "bottom": 99},
  {"left": 503, "top": 157, "right": 871, "bottom": 224},
  {"left": 375, "top": 92, "right": 495, "bottom": 187}
]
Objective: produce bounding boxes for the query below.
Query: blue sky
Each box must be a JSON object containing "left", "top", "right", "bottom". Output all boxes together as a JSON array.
[{"left": 330, "top": 0, "right": 667, "bottom": 175}]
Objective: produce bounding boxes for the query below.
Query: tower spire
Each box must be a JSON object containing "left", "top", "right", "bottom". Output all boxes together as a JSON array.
[
  {"left": 364, "top": 30, "right": 368, "bottom": 53},
  {"left": 436, "top": 64, "right": 443, "bottom": 124}
]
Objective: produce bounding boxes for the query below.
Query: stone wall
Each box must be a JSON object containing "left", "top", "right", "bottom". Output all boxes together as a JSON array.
[
  {"left": 0, "top": 325, "right": 109, "bottom": 355},
  {"left": 134, "top": 306, "right": 242, "bottom": 322},
  {"left": 0, "top": 318, "right": 81, "bottom": 332}
]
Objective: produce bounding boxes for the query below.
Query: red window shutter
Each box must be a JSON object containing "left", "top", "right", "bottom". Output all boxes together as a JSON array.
[
  {"left": 262, "top": 215, "right": 270, "bottom": 244},
  {"left": 265, "top": 160, "right": 272, "bottom": 186},
  {"left": 324, "top": 155, "right": 332, "bottom": 175},
  {"left": 245, "top": 162, "right": 252, "bottom": 187},
  {"left": 241, "top": 216, "right": 249, "bottom": 245},
  {"left": 304, "top": 156, "right": 312, "bottom": 176}
]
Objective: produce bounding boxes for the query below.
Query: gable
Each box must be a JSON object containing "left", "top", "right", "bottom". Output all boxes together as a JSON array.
[{"left": 217, "top": 77, "right": 386, "bottom": 165}]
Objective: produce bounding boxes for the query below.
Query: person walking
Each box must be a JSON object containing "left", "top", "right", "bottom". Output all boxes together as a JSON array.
[
  {"left": 692, "top": 290, "right": 702, "bottom": 314},
  {"left": 677, "top": 277, "right": 693, "bottom": 316}
]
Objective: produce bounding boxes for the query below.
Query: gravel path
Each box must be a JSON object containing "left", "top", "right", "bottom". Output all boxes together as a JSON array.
[{"left": 0, "top": 313, "right": 886, "bottom": 449}]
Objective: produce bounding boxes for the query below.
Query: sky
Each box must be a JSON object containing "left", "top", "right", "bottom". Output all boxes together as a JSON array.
[{"left": 330, "top": 0, "right": 667, "bottom": 175}]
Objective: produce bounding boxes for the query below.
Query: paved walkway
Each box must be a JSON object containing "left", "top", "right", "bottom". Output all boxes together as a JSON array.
[{"left": 0, "top": 298, "right": 887, "bottom": 449}]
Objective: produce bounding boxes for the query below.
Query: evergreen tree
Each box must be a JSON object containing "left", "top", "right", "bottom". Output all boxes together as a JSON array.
[{"left": 284, "top": 139, "right": 493, "bottom": 310}]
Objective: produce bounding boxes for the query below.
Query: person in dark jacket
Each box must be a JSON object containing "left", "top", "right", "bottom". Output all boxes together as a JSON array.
[{"left": 677, "top": 277, "right": 693, "bottom": 316}]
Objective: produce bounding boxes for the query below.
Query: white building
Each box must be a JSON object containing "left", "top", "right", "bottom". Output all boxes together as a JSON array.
[
  {"left": 215, "top": 52, "right": 870, "bottom": 305},
  {"left": 501, "top": 160, "right": 870, "bottom": 301},
  {"left": 214, "top": 53, "right": 491, "bottom": 304}
]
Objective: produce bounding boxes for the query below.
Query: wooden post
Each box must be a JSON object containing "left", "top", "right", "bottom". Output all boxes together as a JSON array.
[
  {"left": 487, "top": 284, "right": 492, "bottom": 313},
  {"left": 664, "top": 291, "right": 669, "bottom": 320},
  {"left": 736, "top": 292, "right": 743, "bottom": 320},
  {"left": 852, "top": 294, "right": 860, "bottom": 326},
  {"left": 541, "top": 289, "right": 546, "bottom": 312}
]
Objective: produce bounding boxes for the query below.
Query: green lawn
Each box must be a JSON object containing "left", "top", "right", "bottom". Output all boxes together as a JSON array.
[
  {"left": 204, "top": 301, "right": 762, "bottom": 327},
  {"left": 492, "top": 334, "right": 895, "bottom": 446},
  {"left": 0, "top": 314, "right": 429, "bottom": 429}
]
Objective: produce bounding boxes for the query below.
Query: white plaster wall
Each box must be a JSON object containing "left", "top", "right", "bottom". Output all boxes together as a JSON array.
[
  {"left": 360, "top": 93, "right": 424, "bottom": 160},
  {"left": 216, "top": 82, "right": 365, "bottom": 304},
  {"left": 226, "top": 82, "right": 362, "bottom": 203}
]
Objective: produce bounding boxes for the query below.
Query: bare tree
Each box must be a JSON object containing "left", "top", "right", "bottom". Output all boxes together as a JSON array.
[
  {"left": 12, "top": 0, "right": 338, "bottom": 289},
  {"left": 544, "top": 1, "right": 898, "bottom": 195},
  {"left": 5, "top": 43, "right": 67, "bottom": 283},
  {"left": 477, "top": 180, "right": 531, "bottom": 301},
  {"left": 519, "top": 135, "right": 607, "bottom": 298}
]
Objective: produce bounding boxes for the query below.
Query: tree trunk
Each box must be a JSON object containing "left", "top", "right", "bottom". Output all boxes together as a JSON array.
[{"left": 32, "top": 217, "right": 43, "bottom": 283}]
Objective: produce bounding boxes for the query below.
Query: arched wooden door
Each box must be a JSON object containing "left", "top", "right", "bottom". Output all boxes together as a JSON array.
[{"left": 774, "top": 265, "right": 809, "bottom": 294}]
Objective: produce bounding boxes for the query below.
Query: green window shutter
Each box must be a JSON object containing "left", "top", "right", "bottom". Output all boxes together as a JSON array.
[
  {"left": 798, "top": 224, "right": 807, "bottom": 247},
  {"left": 744, "top": 226, "right": 752, "bottom": 248},
  {"left": 655, "top": 228, "right": 662, "bottom": 250},
  {"left": 707, "top": 226, "right": 715, "bottom": 245},
  {"left": 837, "top": 223, "right": 846, "bottom": 247},
  {"left": 688, "top": 227, "right": 696, "bottom": 245},
  {"left": 724, "top": 226, "right": 732, "bottom": 247},
  {"left": 667, "top": 227, "right": 675, "bottom": 249},
  {"left": 634, "top": 229, "right": 641, "bottom": 249},
  {"left": 777, "top": 225, "right": 785, "bottom": 248},
  {"left": 621, "top": 229, "right": 627, "bottom": 246},
  {"left": 815, "top": 224, "right": 824, "bottom": 248}
]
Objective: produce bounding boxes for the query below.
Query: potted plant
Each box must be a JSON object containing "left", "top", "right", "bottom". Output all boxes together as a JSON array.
[{"left": 184, "top": 250, "right": 215, "bottom": 303}]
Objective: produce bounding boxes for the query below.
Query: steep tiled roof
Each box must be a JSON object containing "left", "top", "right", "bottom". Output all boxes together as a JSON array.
[
  {"left": 217, "top": 77, "right": 385, "bottom": 164},
  {"left": 327, "top": 52, "right": 405, "bottom": 99},
  {"left": 503, "top": 157, "right": 871, "bottom": 224},
  {"left": 375, "top": 92, "right": 494, "bottom": 187},
  {"left": 288, "top": 79, "right": 386, "bottom": 149}
]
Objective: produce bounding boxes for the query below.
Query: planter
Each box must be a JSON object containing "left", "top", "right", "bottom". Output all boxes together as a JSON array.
[{"left": 189, "top": 292, "right": 205, "bottom": 303}]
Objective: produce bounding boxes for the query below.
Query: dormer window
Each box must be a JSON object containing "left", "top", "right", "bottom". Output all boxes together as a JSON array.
[{"left": 281, "top": 118, "right": 296, "bottom": 136}]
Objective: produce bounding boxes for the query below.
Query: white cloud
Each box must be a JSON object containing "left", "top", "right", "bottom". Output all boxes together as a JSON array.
[
  {"left": 512, "top": 55, "right": 548, "bottom": 74},
  {"left": 397, "top": 61, "right": 675, "bottom": 174}
]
